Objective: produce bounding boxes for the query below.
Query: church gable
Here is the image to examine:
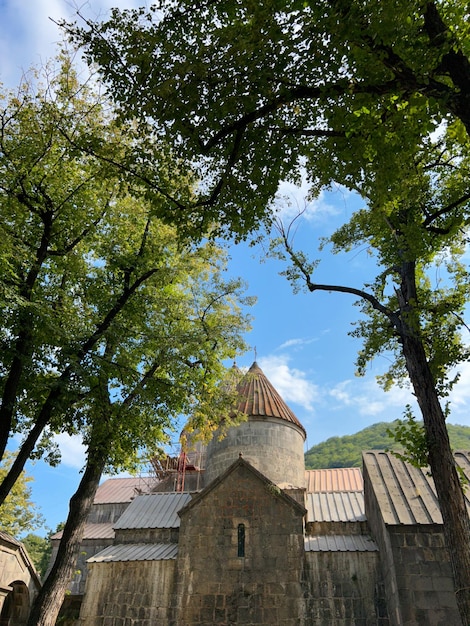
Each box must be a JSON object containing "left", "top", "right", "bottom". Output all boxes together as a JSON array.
[{"left": 175, "top": 458, "right": 306, "bottom": 625}]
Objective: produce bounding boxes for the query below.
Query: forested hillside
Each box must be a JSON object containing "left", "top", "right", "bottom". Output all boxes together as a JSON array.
[{"left": 305, "top": 422, "right": 470, "bottom": 469}]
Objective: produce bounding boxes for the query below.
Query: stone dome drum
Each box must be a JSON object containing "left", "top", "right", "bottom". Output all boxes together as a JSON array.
[{"left": 204, "top": 362, "right": 307, "bottom": 488}]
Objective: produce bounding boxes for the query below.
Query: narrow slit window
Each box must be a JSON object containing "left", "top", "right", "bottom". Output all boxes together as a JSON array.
[{"left": 237, "top": 523, "right": 245, "bottom": 557}]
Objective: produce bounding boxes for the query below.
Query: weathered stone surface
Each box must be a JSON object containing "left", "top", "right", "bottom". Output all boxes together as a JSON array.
[
  {"left": 174, "top": 459, "right": 306, "bottom": 626},
  {"left": 303, "top": 551, "right": 387, "bottom": 626},
  {"left": 78, "top": 560, "right": 176, "bottom": 626}
]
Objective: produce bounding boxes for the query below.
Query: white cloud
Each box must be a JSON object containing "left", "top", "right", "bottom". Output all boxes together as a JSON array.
[
  {"left": 272, "top": 187, "right": 340, "bottom": 225},
  {"left": 328, "top": 376, "right": 416, "bottom": 420},
  {"left": 278, "top": 337, "right": 317, "bottom": 350},
  {"left": 53, "top": 433, "right": 86, "bottom": 469},
  {"left": 448, "top": 361, "right": 470, "bottom": 408},
  {"left": 0, "top": 0, "right": 144, "bottom": 87},
  {"left": 258, "top": 354, "right": 319, "bottom": 412}
]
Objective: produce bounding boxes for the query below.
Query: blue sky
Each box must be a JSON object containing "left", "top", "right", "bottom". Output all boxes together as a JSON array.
[{"left": 2, "top": 0, "right": 470, "bottom": 536}]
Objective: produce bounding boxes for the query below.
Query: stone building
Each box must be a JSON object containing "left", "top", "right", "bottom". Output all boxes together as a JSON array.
[
  {"left": 49, "top": 361, "right": 469, "bottom": 625},
  {"left": 0, "top": 531, "right": 41, "bottom": 625}
]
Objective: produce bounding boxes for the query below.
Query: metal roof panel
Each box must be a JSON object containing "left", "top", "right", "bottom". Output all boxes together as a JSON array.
[
  {"left": 114, "top": 492, "right": 192, "bottom": 529},
  {"left": 304, "top": 535, "right": 378, "bottom": 552},
  {"left": 236, "top": 362, "right": 306, "bottom": 436},
  {"left": 52, "top": 523, "right": 115, "bottom": 541},
  {"left": 305, "top": 468, "right": 363, "bottom": 493},
  {"left": 306, "top": 491, "right": 366, "bottom": 522},
  {"left": 94, "top": 477, "right": 150, "bottom": 504},
  {"left": 88, "top": 543, "right": 178, "bottom": 562}
]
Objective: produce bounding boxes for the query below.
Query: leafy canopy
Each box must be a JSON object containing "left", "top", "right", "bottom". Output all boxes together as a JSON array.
[
  {"left": 0, "top": 56, "right": 253, "bottom": 489},
  {"left": 22, "top": 532, "right": 53, "bottom": 579},
  {"left": 0, "top": 453, "right": 44, "bottom": 537},
  {"left": 69, "top": 0, "right": 470, "bottom": 239}
]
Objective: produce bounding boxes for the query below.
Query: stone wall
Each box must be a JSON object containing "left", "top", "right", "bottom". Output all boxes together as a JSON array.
[
  {"left": 78, "top": 559, "right": 176, "bottom": 626},
  {"left": 205, "top": 418, "right": 306, "bottom": 488},
  {"left": 0, "top": 534, "right": 40, "bottom": 625},
  {"left": 174, "top": 459, "right": 306, "bottom": 625},
  {"left": 114, "top": 528, "right": 179, "bottom": 545},
  {"left": 387, "top": 526, "right": 461, "bottom": 626},
  {"left": 303, "top": 550, "right": 388, "bottom": 626},
  {"left": 87, "top": 502, "right": 131, "bottom": 524},
  {"left": 364, "top": 463, "right": 462, "bottom": 625}
]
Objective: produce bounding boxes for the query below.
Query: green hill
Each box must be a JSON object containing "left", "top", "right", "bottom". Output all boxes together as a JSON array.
[{"left": 304, "top": 421, "right": 470, "bottom": 469}]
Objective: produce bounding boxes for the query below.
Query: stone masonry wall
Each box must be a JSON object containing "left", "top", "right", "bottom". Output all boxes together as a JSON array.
[
  {"left": 174, "top": 460, "right": 306, "bottom": 625},
  {"left": 364, "top": 461, "right": 462, "bottom": 625},
  {"left": 205, "top": 419, "right": 305, "bottom": 488},
  {"left": 303, "top": 550, "right": 388, "bottom": 626},
  {"left": 114, "top": 528, "right": 179, "bottom": 545},
  {"left": 78, "top": 559, "right": 176, "bottom": 626},
  {"left": 387, "top": 526, "right": 462, "bottom": 626},
  {"left": 0, "top": 538, "right": 40, "bottom": 619}
]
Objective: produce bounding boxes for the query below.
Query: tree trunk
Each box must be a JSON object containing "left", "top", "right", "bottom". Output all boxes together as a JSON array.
[
  {"left": 26, "top": 457, "right": 105, "bottom": 626},
  {"left": 401, "top": 328, "right": 470, "bottom": 624}
]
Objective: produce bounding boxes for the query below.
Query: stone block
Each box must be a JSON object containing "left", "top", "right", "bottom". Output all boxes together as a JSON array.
[{"left": 413, "top": 576, "right": 434, "bottom": 591}]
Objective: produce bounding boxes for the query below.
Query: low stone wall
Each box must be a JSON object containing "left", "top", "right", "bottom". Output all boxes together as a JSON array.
[
  {"left": 387, "top": 526, "right": 461, "bottom": 626},
  {"left": 303, "top": 550, "right": 388, "bottom": 626},
  {"left": 78, "top": 559, "right": 176, "bottom": 625}
]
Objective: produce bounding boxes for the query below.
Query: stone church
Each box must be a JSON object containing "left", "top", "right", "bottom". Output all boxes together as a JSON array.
[{"left": 44, "top": 362, "right": 470, "bottom": 625}]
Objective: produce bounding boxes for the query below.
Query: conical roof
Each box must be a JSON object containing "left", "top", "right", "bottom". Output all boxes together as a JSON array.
[{"left": 235, "top": 362, "right": 306, "bottom": 437}]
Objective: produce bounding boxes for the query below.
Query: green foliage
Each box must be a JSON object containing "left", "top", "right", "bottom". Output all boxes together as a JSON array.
[
  {"left": 22, "top": 532, "right": 52, "bottom": 578},
  {"left": 305, "top": 421, "right": 470, "bottom": 469},
  {"left": 0, "top": 453, "right": 44, "bottom": 536},
  {"left": 70, "top": 0, "right": 470, "bottom": 403},
  {"left": 70, "top": 4, "right": 470, "bottom": 618},
  {"left": 386, "top": 407, "right": 429, "bottom": 468},
  {"left": 70, "top": 0, "right": 470, "bottom": 235},
  {"left": 0, "top": 57, "right": 253, "bottom": 498}
]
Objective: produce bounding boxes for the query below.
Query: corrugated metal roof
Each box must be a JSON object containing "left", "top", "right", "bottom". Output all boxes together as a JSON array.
[
  {"left": 236, "top": 362, "right": 306, "bottom": 436},
  {"left": 304, "top": 535, "right": 378, "bottom": 552},
  {"left": 305, "top": 467, "right": 363, "bottom": 493},
  {"left": 52, "top": 523, "right": 115, "bottom": 541},
  {"left": 114, "top": 492, "right": 192, "bottom": 529},
  {"left": 88, "top": 543, "right": 178, "bottom": 563},
  {"left": 363, "top": 450, "right": 470, "bottom": 525},
  {"left": 94, "top": 477, "right": 151, "bottom": 504},
  {"left": 306, "top": 491, "right": 366, "bottom": 522}
]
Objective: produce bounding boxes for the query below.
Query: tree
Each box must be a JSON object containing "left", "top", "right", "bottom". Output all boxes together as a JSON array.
[
  {"left": 67, "top": 1, "right": 470, "bottom": 233},
  {"left": 0, "top": 55, "right": 249, "bottom": 495},
  {"left": 0, "top": 452, "right": 44, "bottom": 537},
  {"left": 69, "top": 1, "right": 470, "bottom": 621},
  {"left": 22, "top": 532, "right": 53, "bottom": 579},
  {"left": 0, "top": 58, "right": 252, "bottom": 626},
  {"left": 272, "top": 133, "right": 470, "bottom": 621},
  {"left": 26, "top": 221, "right": 252, "bottom": 626}
]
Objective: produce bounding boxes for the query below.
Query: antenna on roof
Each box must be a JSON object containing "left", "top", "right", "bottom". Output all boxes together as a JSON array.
[{"left": 254, "top": 346, "right": 257, "bottom": 362}]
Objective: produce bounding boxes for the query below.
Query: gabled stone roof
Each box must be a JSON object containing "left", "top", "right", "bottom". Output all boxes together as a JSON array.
[
  {"left": 236, "top": 362, "right": 306, "bottom": 436},
  {"left": 363, "top": 450, "right": 470, "bottom": 525},
  {"left": 178, "top": 456, "right": 307, "bottom": 518}
]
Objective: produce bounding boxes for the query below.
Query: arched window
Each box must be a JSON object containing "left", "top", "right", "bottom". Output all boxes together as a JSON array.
[{"left": 237, "top": 523, "right": 245, "bottom": 557}]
